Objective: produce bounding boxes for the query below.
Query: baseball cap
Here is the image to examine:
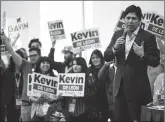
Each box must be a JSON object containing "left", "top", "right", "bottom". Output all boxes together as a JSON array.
[{"left": 61, "top": 46, "right": 74, "bottom": 54}]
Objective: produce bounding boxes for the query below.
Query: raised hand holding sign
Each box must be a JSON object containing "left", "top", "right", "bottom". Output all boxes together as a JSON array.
[{"left": 52, "top": 39, "right": 56, "bottom": 48}]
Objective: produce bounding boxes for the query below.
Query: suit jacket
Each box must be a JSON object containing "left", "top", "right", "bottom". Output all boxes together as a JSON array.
[{"left": 104, "top": 28, "right": 160, "bottom": 104}]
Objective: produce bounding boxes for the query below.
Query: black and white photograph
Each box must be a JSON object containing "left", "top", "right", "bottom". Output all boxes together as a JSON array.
[{"left": 0, "top": 1, "right": 164, "bottom": 122}]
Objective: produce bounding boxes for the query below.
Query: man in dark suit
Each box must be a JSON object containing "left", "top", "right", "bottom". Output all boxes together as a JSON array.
[{"left": 104, "top": 5, "right": 160, "bottom": 122}]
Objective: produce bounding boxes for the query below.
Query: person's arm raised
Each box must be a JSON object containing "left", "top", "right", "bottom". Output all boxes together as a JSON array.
[
  {"left": 1, "top": 32, "right": 22, "bottom": 67},
  {"left": 48, "top": 40, "right": 56, "bottom": 61}
]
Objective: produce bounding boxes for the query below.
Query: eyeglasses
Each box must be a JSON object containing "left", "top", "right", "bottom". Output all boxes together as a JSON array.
[
  {"left": 28, "top": 54, "right": 39, "bottom": 58},
  {"left": 91, "top": 56, "right": 100, "bottom": 60}
]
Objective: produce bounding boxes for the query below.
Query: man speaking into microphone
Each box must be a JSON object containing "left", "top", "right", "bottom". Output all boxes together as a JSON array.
[{"left": 104, "top": 5, "right": 160, "bottom": 122}]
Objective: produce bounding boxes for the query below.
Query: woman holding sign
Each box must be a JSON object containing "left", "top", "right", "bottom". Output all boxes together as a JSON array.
[
  {"left": 29, "top": 56, "right": 65, "bottom": 122},
  {"left": 66, "top": 57, "right": 87, "bottom": 122},
  {"left": 0, "top": 48, "right": 27, "bottom": 122},
  {"left": 84, "top": 49, "right": 109, "bottom": 122}
]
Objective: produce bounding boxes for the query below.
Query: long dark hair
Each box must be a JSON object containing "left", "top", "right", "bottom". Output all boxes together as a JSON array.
[
  {"left": 89, "top": 49, "right": 105, "bottom": 68},
  {"left": 73, "top": 57, "right": 87, "bottom": 73},
  {"left": 35, "top": 56, "right": 54, "bottom": 76},
  {"left": 9, "top": 48, "right": 26, "bottom": 72}
]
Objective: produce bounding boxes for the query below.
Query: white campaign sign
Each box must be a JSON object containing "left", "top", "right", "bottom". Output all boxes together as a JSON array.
[
  {"left": 71, "top": 28, "right": 101, "bottom": 53},
  {"left": 8, "top": 18, "right": 29, "bottom": 50},
  {"left": 27, "top": 73, "right": 58, "bottom": 99},
  {"left": 57, "top": 73, "right": 85, "bottom": 97},
  {"left": 48, "top": 20, "right": 66, "bottom": 41}
]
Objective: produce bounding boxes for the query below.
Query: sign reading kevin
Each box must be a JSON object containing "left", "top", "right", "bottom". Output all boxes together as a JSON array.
[
  {"left": 31, "top": 73, "right": 58, "bottom": 99},
  {"left": 58, "top": 73, "right": 85, "bottom": 97},
  {"left": 71, "top": 28, "right": 101, "bottom": 53},
  {"left": 48, "top": 20, "right": 66, "bottom": 41}
]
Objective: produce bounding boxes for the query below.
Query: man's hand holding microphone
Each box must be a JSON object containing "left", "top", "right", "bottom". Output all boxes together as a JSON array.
[{"left": 112, "top": 29, "right": 127, "bottom": 53}]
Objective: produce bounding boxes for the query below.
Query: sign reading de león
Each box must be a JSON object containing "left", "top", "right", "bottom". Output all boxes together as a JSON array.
[{"left": 71, "top": 28, "right": 101, "bottom": 53}]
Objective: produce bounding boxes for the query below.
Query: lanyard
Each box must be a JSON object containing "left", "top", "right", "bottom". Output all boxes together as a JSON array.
[{"left": 15, "top": 73, "right": 21, "bottom": 89}]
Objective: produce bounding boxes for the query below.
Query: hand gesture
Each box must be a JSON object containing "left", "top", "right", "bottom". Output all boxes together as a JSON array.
[
  {"left": 133, "top": 41, "right": 144, "bottom": 57},
  {"left": 52, "top": 40, "right": 56, "bottom": 48},
  {"left": 113, "top": 36, "right": 125, "bottom": 50},
  {"left": 78, "top": 46, "right": 84, "bottom": 57},
  {"left": 74, "top": 46, "right": 84, "bottom": 57}
]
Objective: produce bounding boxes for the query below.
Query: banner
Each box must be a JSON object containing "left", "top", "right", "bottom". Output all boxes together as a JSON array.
[
  {"left": 57, "top": 73, "right": 85, "bottom": 97},
  {"left": 8, "top": 17, "right": 29, "bottom": 50},
  {"left": 114, "top": 11, "right": 164, "bottom": 41},
  {"left": 27, "top": 73, "right": 58, "bottom": 99},
  {"left": 71, "top": 28, "right": 101, "bottom": 53},
  {"left": 48, "top": 20, "right": 66, "bottom": 41}
]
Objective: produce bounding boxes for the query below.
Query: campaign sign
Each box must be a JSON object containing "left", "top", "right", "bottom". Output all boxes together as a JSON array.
[
  {"left": 58, "top": 73, "right": 85, "bottom": 97},
  {"left": 71, "top": 28, "right": 101, "bottom": 53},
  {"left": 114, "top": 11, "right": 164, "bottom": 40},
  {"left": 30, "top": 73, "right": 58, "bottom": 99},
  {"left": 147, "top": 24, "right": 164, "bottom": 40},
  {"left": 8, "top": 19, "right": 28, "bottom": 50},
  {"left": 8, "top": 21, "right": 28, "bottom": 33},
  {"left": 48, "top": 20, "right": 66, "bottom": 41}
]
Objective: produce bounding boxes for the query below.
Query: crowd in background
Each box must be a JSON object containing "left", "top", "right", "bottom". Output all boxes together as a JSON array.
[{"left": 0, "top": 4, "right": 164, "bottom": 122}]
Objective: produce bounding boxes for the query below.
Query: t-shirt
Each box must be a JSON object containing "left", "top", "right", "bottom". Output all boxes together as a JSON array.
[{"left": 21, "top": 59, "right": 33, "bottom": 101}]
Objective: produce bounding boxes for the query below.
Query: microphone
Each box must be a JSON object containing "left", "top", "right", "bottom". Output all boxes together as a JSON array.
[
  {"left": 120, "top": 29, "right": 127, "bottom": 48},
  {"left": 121, "top": 29, "right": 127, "bottom": 39}
]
